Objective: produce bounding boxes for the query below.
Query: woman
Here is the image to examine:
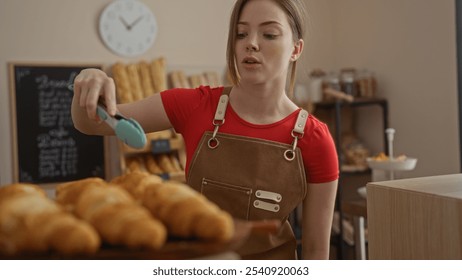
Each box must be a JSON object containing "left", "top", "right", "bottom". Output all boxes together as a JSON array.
[{"left": 72, "top": 0, "right": 338, "bottom": 260}]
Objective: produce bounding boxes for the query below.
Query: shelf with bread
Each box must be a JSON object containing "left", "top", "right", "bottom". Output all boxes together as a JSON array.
[{"left": 109, "top": 57, "right": 224, "bottom": 182}]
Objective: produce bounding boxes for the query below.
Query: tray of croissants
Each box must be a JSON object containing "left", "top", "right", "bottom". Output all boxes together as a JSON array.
[{"left": 0, "top": 171, "right": 272, "bottom": 260}]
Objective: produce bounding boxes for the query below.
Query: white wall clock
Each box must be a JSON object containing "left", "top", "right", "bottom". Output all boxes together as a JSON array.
[{"left": 99, "top": 0, "right": 158, "bottom": 57}]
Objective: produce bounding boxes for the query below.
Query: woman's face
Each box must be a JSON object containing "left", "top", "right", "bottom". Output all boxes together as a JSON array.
[{"left": 235, "top": 0, "right": 300, "bottom": 87}]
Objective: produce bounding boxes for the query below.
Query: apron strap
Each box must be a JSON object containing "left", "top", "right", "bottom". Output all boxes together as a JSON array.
[
  {"left": 209, "top": 87, "right": 310, "bottom": 159},
  {"left": 293, "top": 109, "right": 309, "bottom": 136},
  {"left": 209, "top": 87, "right": 232, "bottom": 149},
  {"left": 284, "top": 109, "right": 309, "bottom": 161},
  {"left": 213, "top": 87, "right": 232, "bottom": 123}
]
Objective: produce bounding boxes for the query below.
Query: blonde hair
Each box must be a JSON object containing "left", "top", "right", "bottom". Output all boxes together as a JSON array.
[{"left": 226, "top": 0, "right": 306, "bottom": 97}]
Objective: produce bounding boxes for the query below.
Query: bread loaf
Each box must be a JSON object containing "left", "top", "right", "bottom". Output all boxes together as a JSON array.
[
  {"left": 204, "top": 71, "right": 221, "bottom": 87},
  {"left": 157, "top": 154, "right": 177, "bottom": 173},
  {"left": 150, "top": 57, "right": 167, "bottom": 92},
  {"left": 189, "top": 74, "right": 207, "bottom": 88},
  {"left": 126, "top": 63, "right": 144, "bottom": 101},
  {"left": 112, "top": 62, "right": 133, "bottom": 103},
  {"left": 125, "top": 156, "right": 146, "bottom": 173},
  {"left": 55, "top": 178, "right": 167, "bottom": 250},
  {"left": 0, "top": 183, "right": 100, "bottom": 255},
  {"left": 169, "top": 154, "right": 183, "bottom": 172},
  {"left": 139, "top": 61, "right": 155, "bottom": 97},
  {"left": 111, "top": 171, "right": 234, "bottom": 242},
  {"left": 144, "top": 154, "right": 163, "bottom": 175}
]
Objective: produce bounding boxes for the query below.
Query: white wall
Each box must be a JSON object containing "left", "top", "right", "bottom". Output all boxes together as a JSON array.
[{"left": 0, "top": 0, "right": 459, "bottom": 185}]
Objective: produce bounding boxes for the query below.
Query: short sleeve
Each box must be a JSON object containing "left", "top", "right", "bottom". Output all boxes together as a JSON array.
[
  {"left": 160, "top": 87, "right": 205, "bottom": 134},
  {"left": 302, "top": 120, "right": 339, "bottom": 184}
]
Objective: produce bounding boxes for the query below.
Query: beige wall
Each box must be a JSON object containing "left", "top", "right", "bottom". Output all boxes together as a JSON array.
[
  {"left": 0, "top": 0, "right": 235, "bottom": 185},
  {"left": 0, "top": 0, "right": 459, "bottom": 185},
  {"left": 328, "top": 0, "right": 459, "bottom": 178}
]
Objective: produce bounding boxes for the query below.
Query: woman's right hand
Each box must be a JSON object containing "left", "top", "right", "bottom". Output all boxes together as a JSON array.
[{"left": 73, "top": 68, "right": 117, "bottom": 122}]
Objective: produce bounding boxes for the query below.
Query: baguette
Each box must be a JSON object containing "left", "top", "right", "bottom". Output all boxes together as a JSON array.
[
  {"left": 204, "top": 71, "right": 221, "bottom": 87},
  {"left": 127, "top": 63, "right": 144, "bottom": 101},
  {"left": 189, "top": 74, "right": 207, "bottom": 88},
  {"left": 150, "top": 57, "right": 167, "bottom": 92},
  {"left": 0, "top": 183, "right": 100, "bottom": 255},
  {"left": 157, "top": 154, "right": 176, "bottom": 173},
  {"left": 144, "top": 154, "right": 163, "bottom": 175},
  {"left": 169, "top": 154, "right": 183, "bottom": 172},
  {"left": 112, "top": 62, "right": 133, "bottom": 103},
  {"left": 138, "top": 61, "right": 155, "bottom": 97},
  {"left": 169, "top": 71, "right": 182, "bottom": 88},
  {"left": 125, "top": 156, "right": 146, "bottom": 173}
]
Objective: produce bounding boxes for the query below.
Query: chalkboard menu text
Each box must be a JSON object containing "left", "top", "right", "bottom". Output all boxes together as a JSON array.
[{"left": 9, "top": 63, "right": 106, "bottom": 184}]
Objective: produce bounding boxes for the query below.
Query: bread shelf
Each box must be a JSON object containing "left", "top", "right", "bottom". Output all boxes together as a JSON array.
[
  {"left": 314, "top": 98, "right": 389, "bottom": 260},
  {"left": 118, "top": 130, "right": 186, "bottom": 183},
  {"left": 121, "top": 133, "right": 184, "bottom": 155}
]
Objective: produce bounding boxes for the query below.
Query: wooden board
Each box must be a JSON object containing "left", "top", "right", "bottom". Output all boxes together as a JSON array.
[{"left": 0, "top": 220, "right": 256, "bottom": 260}]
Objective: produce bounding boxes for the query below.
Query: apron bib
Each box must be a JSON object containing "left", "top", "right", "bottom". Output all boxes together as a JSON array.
[{"left": 187, "top": 87, "right": 308, "bottom": 259}]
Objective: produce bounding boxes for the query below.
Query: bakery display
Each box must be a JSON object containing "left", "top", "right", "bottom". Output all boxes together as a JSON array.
[
  {"left": 0, "top": 174, "right": 236, "bottom": 258},
  {"left": 124, "top": 153, "right": 184, "bottom": 177}
]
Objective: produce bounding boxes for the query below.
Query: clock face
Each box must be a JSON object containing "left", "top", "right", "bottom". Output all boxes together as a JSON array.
[{"left": 99, "top": 0, "right": 158, "bottom": 57}]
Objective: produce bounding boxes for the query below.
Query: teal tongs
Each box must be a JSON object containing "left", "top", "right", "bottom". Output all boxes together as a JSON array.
[{"left": 96, "top": 102, "right": 147, "bottom": 149}]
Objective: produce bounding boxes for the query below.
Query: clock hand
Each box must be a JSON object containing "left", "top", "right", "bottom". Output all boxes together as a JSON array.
[
  {"left": 128, "top": 15, "right": 144, "bottom": 30},
  {"left": 119, "top": 16, "right": 130, "bottom": 30}
]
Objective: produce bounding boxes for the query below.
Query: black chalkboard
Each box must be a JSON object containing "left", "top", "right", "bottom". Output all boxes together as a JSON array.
[{"left": 9, "top": 63, "right": 106, "bottom": 184}]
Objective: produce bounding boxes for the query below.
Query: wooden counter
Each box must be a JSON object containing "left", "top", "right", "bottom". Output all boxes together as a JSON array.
[{"left": 367, "top": 174, "right": 462, "bottom": 259}]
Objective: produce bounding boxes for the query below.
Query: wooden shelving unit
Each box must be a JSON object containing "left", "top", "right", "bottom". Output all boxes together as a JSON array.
[{"left": 314, "top": 97, "right": 389, "bottom": 259}]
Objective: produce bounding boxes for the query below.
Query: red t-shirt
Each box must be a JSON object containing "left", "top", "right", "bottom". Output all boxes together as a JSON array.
[{"left": 161, "top": 86, "right": 339, "bottom": 184}]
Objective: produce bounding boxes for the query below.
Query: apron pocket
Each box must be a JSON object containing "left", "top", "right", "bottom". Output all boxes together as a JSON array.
[{"left": 201, "top": 178, "right": 252, "bottom": 220}]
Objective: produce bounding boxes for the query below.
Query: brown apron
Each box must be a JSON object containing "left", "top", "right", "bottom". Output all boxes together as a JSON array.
[{"left": 187, "top": 87, "right": 308, "bottom": 259}]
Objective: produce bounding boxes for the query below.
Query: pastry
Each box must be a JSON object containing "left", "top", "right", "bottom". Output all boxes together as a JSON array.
[
  {"left": 0, "top": 183, "right": 100, "bottom": 255},
  {"left": 56, "top": 178, "right": 167, "bottom": 250},
  {"left": 111, "top": 171, "right": 234, "bottom": 241}
]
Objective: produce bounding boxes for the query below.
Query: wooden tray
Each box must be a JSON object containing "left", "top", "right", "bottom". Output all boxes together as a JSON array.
[{"left": 0, "top": 220, "right": 279, "bottom": 260}]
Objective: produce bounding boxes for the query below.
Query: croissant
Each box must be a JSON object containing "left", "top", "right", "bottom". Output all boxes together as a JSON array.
[
  {"left": 55, "top": 177, "right": 107, "bottom": 212},
  {"left": 110, "top": 170, "right": 161, "bottom": 200},
  {"left": 55, "top": 178, "right": 167, "bottom": 250},
  {"left": 0, "top": 183, "right": 100, "bottom": 255},
  {"left": 0, "top": 182, "right": 45, "bottom": 202},
  {"left": 111, "top": 171, "right": 234, "bottom": 242}
]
